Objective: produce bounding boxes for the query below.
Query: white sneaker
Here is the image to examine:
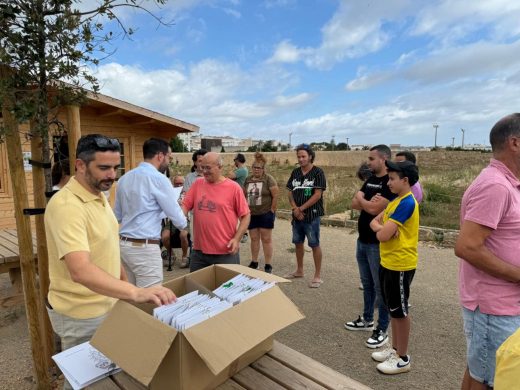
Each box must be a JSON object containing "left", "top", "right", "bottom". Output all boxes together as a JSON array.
[
  {"left": 371, "top": 347, "right": 396, "bottom": 362},
  {"left": 376, "top": 354, "right": 411, "bottom": 374}
]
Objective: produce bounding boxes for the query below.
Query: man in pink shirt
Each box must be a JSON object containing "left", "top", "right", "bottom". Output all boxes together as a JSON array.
[
  {"left": 182, "top": 152, "right": 250, "bottom": 272},
  {"left": 455, "top": 113, "right": 520, "bottom": 390}
]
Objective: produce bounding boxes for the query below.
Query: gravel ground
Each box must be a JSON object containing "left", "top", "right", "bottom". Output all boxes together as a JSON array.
[{"left": 0, "top": 219, "right": 465, "bottom": 389}]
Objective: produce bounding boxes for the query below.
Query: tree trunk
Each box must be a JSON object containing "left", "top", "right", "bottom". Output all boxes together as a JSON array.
[
  {"left": 1, "top": 84, "right": 51, "bottom": 388},
  {"left": 66, "top": 105, "right": 81, "bottom": 174},
  {"left": 30, "top": 130, "right": 55, "bottom": 368}
]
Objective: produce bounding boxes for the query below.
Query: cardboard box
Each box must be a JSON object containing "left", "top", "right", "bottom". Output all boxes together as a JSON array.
[{"left": 91, "top": 264, "right": 305, "bottom": 389}]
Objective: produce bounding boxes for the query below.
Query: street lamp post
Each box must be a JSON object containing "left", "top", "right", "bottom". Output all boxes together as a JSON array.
[
  {"left": 346, "top": 137, "right": 349, "bottom": 150},
  {"left": 433, "top": 124, "right": 439, "bottom": 148},
  {"left": 289, "top": 132, "right": 293, "bottom": 149},
  {"left": 332, "top": 135, "right": 335, "bottom": 151},
  {"left": 461, "top": 128, "right": 465, "bottom": 149},
  {"left": 452, "top": 137, "right": 455, "bottom": 148}
]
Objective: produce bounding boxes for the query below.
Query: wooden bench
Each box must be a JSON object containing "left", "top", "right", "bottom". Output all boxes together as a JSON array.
[
  {"left": 89, "top": 340, "right": 371, "bottom": 390},
  {"left": 0, "top": 229, "right": 38, "bottom": 307}
]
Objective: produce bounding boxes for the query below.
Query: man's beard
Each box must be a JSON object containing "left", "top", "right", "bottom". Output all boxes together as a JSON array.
[
  {"left": 85, "top": 169, "right": 114, "bottom": 193},
  {"left": 158, "top": 161, "right": 169, "bottom": 174}
]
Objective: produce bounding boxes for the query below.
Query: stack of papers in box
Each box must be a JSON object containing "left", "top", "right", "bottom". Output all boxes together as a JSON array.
[
  {"left": 213, "top": 274, "right": 275, "bottom": 305},
  {"left": 153, "top": 290, "right": 233, "bottom": 331},
  {"left": 52, "top": 341, "right": 120, "bottom": 390}
]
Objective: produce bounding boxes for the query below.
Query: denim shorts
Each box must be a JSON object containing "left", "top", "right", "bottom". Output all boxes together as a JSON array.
[
  {"left": 462, "top": 306, "right": 520, "bottom": 386},
  {"left": 291, "top": 217, "right": 321, "bottom": 247}
]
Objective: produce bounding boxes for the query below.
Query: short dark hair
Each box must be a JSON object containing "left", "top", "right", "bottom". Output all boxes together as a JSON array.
[
  {"left": 370, "top": 144, "right": 391, "bottom": 160},
  {"left": 356, "top": 162, "right": 372, "bottom": 181},
  {"left": 76, "top": 134, "right": 121, "bottom": 164},
  {"left": 296, "top": 143, "right": 315, "bottom": 163},
  {"left": 191, "top": 148, "right": 208, "bottom": 162},
  {"left": 395, "top": 151, "right": 417, "bottom": 164},
  {"left": 234, "top": 153, "right": 246, "bottom": 163},
  {"left": 490, "top": 114, "right": 520, "bottom": 152},
  {"left": 386, "top": 160, "right": 419, "bottom": 186},
  {"left": 51, "top": 159, "right": 70, "bottom": 186},
  {"left": 143, "top": 138, "right": 169, "bottom": 159}
]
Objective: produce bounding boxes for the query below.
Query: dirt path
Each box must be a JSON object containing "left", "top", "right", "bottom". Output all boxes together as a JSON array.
[{"left": 0, "top": 219, "right": 464, "bottom": 389}]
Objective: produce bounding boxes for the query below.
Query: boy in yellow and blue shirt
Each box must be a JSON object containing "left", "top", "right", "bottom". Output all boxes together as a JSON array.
[{"left": 369, "top": 160, "right": 419, "bottom": 375}]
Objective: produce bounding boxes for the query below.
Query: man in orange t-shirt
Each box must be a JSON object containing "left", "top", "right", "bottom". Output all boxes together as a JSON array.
[{"left": 182, "top": 152, "right": 250, "bottom": 272}]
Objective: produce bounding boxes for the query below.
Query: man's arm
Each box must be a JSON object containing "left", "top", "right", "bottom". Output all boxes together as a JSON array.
[
  {"left": 351, "top": 191, "right": 363, "bottom": 210},
  {"left": 298, "top": 189, "right": 323, "bottom": 213},
  {"left": 64, "top": 251, "right": 176, "bottom": 306},
  {"left": 227, "top": 213, "right": 251, "bottom": 254},
  {"left": 156, "top": 178, "right": 187, "bottom": 230},
  {"left": 227, "top": 170, "right": 237, "bottom": 180},
  {"left": 288, "top": 191, "right": 304, "bottom": 221},
  {"left": 454, "top": 220, "right": 520, "bottom": 283},
  {"left": 353, "top": 191, "right": 389, "bottom": 215},
  {"left": 370, "top": 213, "right": 398, "bottom": 242}
]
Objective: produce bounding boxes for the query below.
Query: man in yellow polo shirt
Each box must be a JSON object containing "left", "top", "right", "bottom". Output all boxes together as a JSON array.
[{"left": 45, "top": 135, "right": 175, "bottom": 383}]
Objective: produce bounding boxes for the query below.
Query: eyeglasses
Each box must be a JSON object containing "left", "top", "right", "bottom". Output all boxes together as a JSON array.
[
  {"left": 201, "top": 165, "right": 215, "bottom": 171},
  {"left": 252, "top": 166, "right": 264, "bottom": 169},
  {"left": 173, "top": 182, "right": 184, "bottom": 187}
]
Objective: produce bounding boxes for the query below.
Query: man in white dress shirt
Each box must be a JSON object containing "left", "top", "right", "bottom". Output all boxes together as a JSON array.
[{"left": 115, "top": 138, "right": 187, "bottom": 287}]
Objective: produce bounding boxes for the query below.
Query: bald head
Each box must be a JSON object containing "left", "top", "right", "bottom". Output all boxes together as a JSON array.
[
  {"left": 201, "top": 152, "right": 224, "bottom": 183},
  {"left": 203, "top": 152, "right": 223, "bottom": 167},
  {"left": 172, "top": 175, "right": 184, "bottom": 187}
]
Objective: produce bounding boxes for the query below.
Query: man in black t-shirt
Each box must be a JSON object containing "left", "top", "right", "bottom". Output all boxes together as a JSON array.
[
  {"left": 286, "top": 144, "right": 327, "bottom": 288},
  {"left": 344, "top": 145, "right": 396, "bottom": 349}
]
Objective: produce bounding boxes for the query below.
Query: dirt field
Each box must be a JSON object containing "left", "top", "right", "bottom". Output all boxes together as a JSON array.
[{"left": 0, "top": 219, "right": 465, "bottom": 390}]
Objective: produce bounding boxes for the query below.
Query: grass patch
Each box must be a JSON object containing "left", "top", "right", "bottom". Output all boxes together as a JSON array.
[{"left": 169, "top": 156, "right": 487, "bottom": 230}]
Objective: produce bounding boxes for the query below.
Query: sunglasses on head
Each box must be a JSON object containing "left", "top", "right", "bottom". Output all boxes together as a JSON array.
[{"left": 93, "top": 136, "right": 120, "bottom": 149}]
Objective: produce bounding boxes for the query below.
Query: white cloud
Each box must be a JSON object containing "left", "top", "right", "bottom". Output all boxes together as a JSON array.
[
  {"left": 268, "top": 40, "right": 302, "bottom": 63},
  {"left": 223, "top": 8, "right": 241, "bottom": 19},
  {"left": 346, "top": 39, "right": 520, "bottom": 90},
  {"left": 93, "top": 60, "right": 311, "bottom": 132},
  {"left": 263, "top": 0, "right": 296, "bottom": 9},
  {"left": 268, "top": 0, "right": 416, "bottom": 69},
  {"left": 411, "top": 1, "right": 520, "bottom": 40}
]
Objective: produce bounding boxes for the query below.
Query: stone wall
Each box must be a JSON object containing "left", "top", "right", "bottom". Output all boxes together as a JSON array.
[{"left": 173, "top": 150, "right": 491, "bottom": 169}]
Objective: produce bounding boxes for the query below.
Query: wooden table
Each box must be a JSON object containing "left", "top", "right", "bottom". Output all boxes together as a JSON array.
[
  {"left": 0, "top": 228, "right": 38, "bottom": 307},
  {"left": 89, "top": 341, "right": 371, "bottom": 390}
]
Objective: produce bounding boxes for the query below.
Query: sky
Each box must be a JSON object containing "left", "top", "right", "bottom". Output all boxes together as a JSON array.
[{"left": 85, "top": 0, "right": 520, "bottom": 147}]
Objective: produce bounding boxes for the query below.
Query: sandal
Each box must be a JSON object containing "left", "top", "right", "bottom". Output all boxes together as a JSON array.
[
  {"left": 309, "top": 280, "right": 324, "bottom": 288},
  {"left": 284, "top": 272, "right": 304, "bottom": 279}
]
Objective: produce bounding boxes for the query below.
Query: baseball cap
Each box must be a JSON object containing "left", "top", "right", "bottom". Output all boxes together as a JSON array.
[{"left": 385, "top": 160, "right": 419, "bottom": 186}]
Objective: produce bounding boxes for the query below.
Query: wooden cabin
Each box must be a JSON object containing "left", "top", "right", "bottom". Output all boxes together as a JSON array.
[{"left": 0, "top": 91, "right": 199, "bottom": 229}]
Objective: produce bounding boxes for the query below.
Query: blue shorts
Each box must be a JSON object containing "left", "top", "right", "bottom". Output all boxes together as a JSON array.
[
  {"left": 291, "top": 217, "right": 321, "bottom": 248},
  {"left": 248, "top": 211, "right": 275, "bottom": 230},
  {"left": 462, "top": 306, "right": 520, "bottom": 386}
]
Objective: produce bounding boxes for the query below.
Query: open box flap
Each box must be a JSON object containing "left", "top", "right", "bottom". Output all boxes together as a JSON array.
[
  {"left": 182, "top": 286, "right": 304, "bottom": 375},
  {"left": 215, "top": 264, "right": 291, "bottom": 283},
  {"left": 91, "top": 300, "right": 178, "bottom": 386}
]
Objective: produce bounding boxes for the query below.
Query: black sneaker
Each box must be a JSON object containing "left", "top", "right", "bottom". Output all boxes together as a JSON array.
[
  {"left": 264, "top": 264, "right": 272, "bottom": 274},
  {"left": 248, "top": 261, "right": 258, "bottom": 269},
  {"left": 344, "top": 316, "right": 374, "bottom": 331},
  {"left": 366, "top": 328, "right": 389, "bottom": 349}
]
